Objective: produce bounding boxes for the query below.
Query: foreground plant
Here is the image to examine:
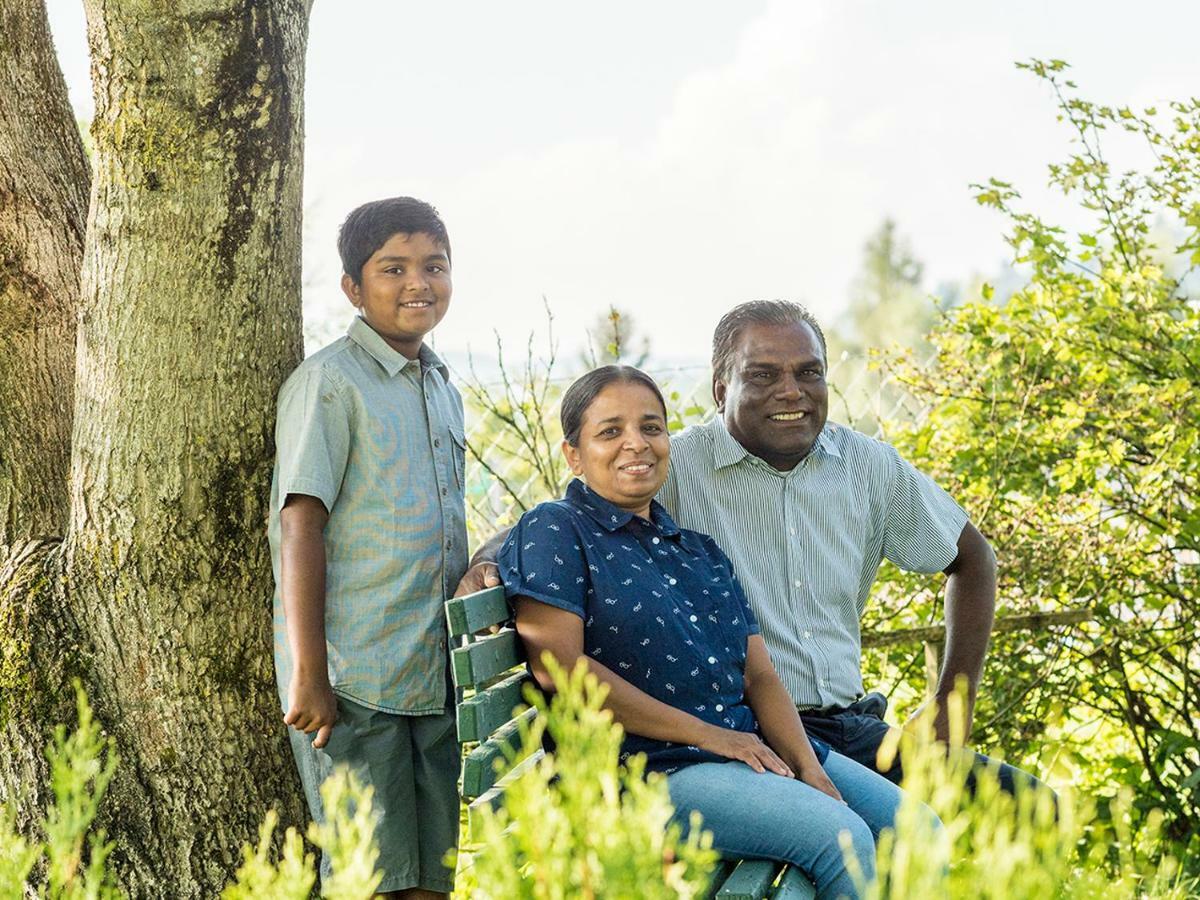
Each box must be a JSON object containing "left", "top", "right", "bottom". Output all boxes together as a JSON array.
[
  {"left": 458, "top": 657, "right": 718, "bottom": 899},
  {"left": 859, "top": 688, "right": 1193, "bottom": 899}
]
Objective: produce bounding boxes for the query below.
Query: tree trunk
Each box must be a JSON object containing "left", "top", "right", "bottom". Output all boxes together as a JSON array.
[
  {"left": 0, "top": 0, "right": 89, "bottom": 550},
  {"left": 0, "top": 0, "right": 91, "bottom": 845},
  {"left": 2, "top": 1, "right": 312, "bottom": 895}
]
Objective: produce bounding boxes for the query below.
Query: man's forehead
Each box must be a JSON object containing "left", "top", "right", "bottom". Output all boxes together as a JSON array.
[{"left": 734, "top": 321, "right": 824, "bottom": 364}]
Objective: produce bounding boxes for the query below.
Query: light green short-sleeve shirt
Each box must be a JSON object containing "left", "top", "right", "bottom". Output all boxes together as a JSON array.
[
  {"left": 658, "top": 416, "right": 968, "bottom": 709},
  {"left": 269, "top": 317, "right": 469, "bottom": 715}
]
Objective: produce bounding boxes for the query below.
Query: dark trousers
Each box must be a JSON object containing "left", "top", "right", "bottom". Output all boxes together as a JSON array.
[{"left": 799, "top": 692, "right": 1051, "bottom": 798}]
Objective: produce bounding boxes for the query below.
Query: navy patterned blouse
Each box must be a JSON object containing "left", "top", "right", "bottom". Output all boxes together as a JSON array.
[{"left": 498, "top": 478, "right": 829, "bottom": 775}]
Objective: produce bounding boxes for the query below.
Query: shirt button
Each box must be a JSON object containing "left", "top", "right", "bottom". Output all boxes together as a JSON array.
[
  {"left": 652, "top": 537, "right": 660, "bottom": 545},
  {"left": 668, "top": 577, "right": 677, "bottom": 585},
  {"left": 441, "top": 487, "right": 448, "bottom": 497},
  {"left": 689, "top": 615, "right": 698, "bottom": 623},
  {"left": 433, "top": 438, "right": 441, "bottom": 448},
  {"left": 804, "top": 631, "right": 812, "bottom": 639},
  {"left": 793, "top": 580, "right": 803, "bottom": 588},
  {"left": 715, "top": 704, "right": 724, "bottom": 712},
  {"left": 445, "top": 539, "right": 453, "bottom": 550},
  {"left": 708, "top": 656, "right": 717, "bottom": 664},
  {"left": 789, "top": 528, "right": 796, "bottom": 536}
]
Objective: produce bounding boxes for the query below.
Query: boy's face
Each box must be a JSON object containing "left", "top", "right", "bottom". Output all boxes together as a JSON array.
[{"left": 341, "top": 231, "right": 451, "bottom": 358}]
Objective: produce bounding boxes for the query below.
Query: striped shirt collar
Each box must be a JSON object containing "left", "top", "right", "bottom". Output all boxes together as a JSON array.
[
  {"left": 347, "top": 316, "right": 447, "bottom": 378},
  {"left": 566, "top": 478, "right": 682, "bottom": 538},
  {"left": 707, "top": 415, "right": 842, "bottom": 471}
]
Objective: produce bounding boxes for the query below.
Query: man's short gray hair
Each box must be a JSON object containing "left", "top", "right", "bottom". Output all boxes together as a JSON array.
[{"left": 711, "top": 300, "right": 828, "bottom": 382}]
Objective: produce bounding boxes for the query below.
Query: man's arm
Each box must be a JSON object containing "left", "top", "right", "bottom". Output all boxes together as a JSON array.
[
  {"left": 280, "top": 494, "right": 338, "bottom": 748},
  {"left": 911, "top": 521, "right": 996, "bottom": 743},
  {"left": 452, "top": 527, "right": 509, "bottom": 597}
]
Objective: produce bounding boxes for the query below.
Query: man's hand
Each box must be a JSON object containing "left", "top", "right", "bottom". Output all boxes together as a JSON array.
[
  {"left": 905, "top": 693, "right": 973, "bottom": 747},
  {"left": 454, "top": 561, "right": 501, "bottom": 597},
  {"left": 798, "top": 762, "right": 845, "bottom": 803},
  {"left": 285, "top": 675, "right": 338, "bottom": 749}
]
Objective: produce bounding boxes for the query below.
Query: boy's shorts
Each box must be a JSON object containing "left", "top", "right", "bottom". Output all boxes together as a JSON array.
[{"left": 288, "top": 695, "right": 460, "bottom": 894}]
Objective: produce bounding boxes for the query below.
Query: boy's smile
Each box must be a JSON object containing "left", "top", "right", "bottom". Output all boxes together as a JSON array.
[{"left": 341, "top": 231, "right": 451, "bottom": 359}]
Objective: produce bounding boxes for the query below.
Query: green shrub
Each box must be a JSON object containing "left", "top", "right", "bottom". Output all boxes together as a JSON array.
[{"left": 456, "top": 657, "right": 719, "bottom": 899}]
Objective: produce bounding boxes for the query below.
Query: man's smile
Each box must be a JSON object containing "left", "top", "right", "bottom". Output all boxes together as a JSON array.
[{"left": 768, "top": 411, "right": 808, "bottom": 421}]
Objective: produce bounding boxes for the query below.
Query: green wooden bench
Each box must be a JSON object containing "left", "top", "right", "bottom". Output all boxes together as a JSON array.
[{"left": 446, "top": 585, "right": 817, "bottom": 900}]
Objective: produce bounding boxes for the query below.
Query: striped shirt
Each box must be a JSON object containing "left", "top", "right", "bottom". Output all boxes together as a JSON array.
[
  {"left": 269, "top": 316, "right": 468, "bottom": 715},
  {"left": 658, "top": 415, "right": 967, "bottom": 709}
]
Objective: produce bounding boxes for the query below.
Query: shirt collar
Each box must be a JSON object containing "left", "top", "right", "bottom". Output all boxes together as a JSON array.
[
  {"left": 565, "top": 478, "right": 682, "bottom": 538},
  {"left": 347, "top": 316, "right": 447, "bottom": 378},
  {"left": 708, "top": 415, "right": 842, "bottom": 472}
]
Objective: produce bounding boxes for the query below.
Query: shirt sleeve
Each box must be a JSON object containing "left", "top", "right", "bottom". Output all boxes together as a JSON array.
[
  {"left": 274, "top": 364, "right": 351, "bottom": 514},
  {"left": 882, "top": 445, "right": 969, "bottom": 573},
  {"left": 497, "top": 504, "right": 589, "bottom": 619}
]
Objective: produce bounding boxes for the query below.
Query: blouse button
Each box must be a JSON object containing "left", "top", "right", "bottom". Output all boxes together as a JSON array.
[
  {"left": 689, "top": 615, "right": 698, "bottom": 623},
  {"left": 715, "top": 704, "right": 724, "bottom": 712},
  {"left": 668, "top": 577, "right": 677, "bottom": 585},
  {"left": 708, "top": 656, "right": 717, "bottom": 664},
  {"left": 652, "top": 537, "right": 660, "bottom": 544}
]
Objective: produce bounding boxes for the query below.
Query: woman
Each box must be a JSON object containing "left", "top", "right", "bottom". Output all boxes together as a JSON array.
[{"left": 497, "top": 366, "right": 934, "bottom": 900}]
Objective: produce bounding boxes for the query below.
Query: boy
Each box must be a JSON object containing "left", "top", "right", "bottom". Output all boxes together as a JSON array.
[{"left": 268, "top": 197, "right": 467, "bottom": 898}]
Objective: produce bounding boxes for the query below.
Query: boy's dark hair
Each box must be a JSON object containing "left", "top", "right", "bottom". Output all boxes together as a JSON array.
[
  {"left": 561, "top": 365, "right": 668, "bottom": 447},
  {"left": 337, "top": 196, "right": 451, "bottom": 284},
  {"left": 711, "top": 300, "right": 828, "bottom": 382}
]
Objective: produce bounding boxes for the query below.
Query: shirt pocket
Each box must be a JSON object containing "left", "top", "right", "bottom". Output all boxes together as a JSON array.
[{"left": 449, "top": 425, "right": 467, "bottom": 492}]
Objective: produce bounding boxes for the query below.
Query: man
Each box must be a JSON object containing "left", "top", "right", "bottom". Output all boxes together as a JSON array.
[{"left": 461, "top": 299, "right": 1040, "bottom": 792}]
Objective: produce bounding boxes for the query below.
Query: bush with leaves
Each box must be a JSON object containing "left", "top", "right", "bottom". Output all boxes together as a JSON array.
[
  {"left": 457, "top": 657, "right": 718, "bottom": 899},
  {"left": 870, "top": 60, "right": 1200, "bottom": 868},
  {"left": 1, "top": 684, "right": 385, "bottom": 898}
]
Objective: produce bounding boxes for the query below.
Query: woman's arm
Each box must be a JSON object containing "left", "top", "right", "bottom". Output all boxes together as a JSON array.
[
  {"left": 743, "top": 635, "right": 843, "bottom": 801},
  {"left": 515, "top": 597, "right": 792, "bottom": 775}
]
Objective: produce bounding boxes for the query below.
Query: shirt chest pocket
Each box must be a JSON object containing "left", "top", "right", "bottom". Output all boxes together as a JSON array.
[{"left": 449, "top": 425, "right": 466, "bottom": 491}]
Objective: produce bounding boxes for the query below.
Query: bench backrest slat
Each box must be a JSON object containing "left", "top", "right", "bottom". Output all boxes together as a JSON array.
[
  {"left": 445, "top": 585, "right": 509, "bottom": 637},
  {"left": 456, "top": 670, "right": 532, "bottom": 744},
  {"left": 461, "top": 706, "right": 540, "bottom": 798},
  {"left": 451, "top": 629, "right": 522, "bottom": 690}
]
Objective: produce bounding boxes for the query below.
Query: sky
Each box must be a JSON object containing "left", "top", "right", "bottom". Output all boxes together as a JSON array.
[{"left": 45, "top": 0, "right": 1200, "bottom": 369}]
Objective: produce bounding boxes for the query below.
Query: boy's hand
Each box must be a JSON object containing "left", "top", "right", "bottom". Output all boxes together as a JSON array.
[
  {"left": 284, "top": 676, "right": 338, "bottom": 749},
  {"left": 453, "top": 561, "right": 501, "bottom": 597}
]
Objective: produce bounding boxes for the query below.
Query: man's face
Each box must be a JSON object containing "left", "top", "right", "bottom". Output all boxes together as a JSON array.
[
  {"left": 714, "top": 320, "right": 829, "bottom": 471},
  {"left": 341, "top": 231, "right": 451, "bottom": 358}
]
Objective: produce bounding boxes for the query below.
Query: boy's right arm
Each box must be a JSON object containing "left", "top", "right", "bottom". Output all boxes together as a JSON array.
[{"left": 280, "top": 493, "right": 338, "bottom": 748}]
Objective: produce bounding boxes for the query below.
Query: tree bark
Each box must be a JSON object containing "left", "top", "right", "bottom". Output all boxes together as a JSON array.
[
  {"left": 0, "top": 0, "right": 90, "bottom": 551},
  {"left": 64, "top": 1, "right": 311, "bottom": 894},
  {"left": 1, "top": 1, "right": 311, "bottom": 895},
  {"left": 0, "top": 0, "right": 90, "bottom": 850}
]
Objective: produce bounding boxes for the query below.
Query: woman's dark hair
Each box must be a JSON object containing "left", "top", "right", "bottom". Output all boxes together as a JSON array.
[
  {"left": 337, "top": 196, "right": 451, "bottom": 284},
  {"left": 560, "top": 366, "right": 668, "bottom": 446}
]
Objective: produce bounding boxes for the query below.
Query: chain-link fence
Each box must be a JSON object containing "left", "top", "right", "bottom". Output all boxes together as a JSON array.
[{"left": 458, "top": 354, "right": 931, "bottom": 546}]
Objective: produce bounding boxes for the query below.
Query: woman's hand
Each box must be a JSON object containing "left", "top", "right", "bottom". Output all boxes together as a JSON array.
[
  {"left": 697, "top": 725, "right": 794, "bottom": 776},
  {"left": 798, "top": 762, "right": 845, "bottom": 803}
]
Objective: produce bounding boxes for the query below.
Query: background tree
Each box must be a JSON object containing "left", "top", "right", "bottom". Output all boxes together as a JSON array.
[
  {"left": 869, "top": 61, "right": 1199, "bottom": 863},
  {"left": 0, "top": 1, "right": 311, "bottom": 895},
  {"left": 579, "top": 304, "right": 651, "bottom": 368}
]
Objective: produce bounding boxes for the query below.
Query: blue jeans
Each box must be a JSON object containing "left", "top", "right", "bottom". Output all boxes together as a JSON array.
[{"left": 667, "top": 750, "right": 935, "bottom": 900}]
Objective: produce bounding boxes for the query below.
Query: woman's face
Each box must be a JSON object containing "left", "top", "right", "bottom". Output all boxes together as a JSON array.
[{"left": 563, "top": 380, "right": 669, "bottom": 519}]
